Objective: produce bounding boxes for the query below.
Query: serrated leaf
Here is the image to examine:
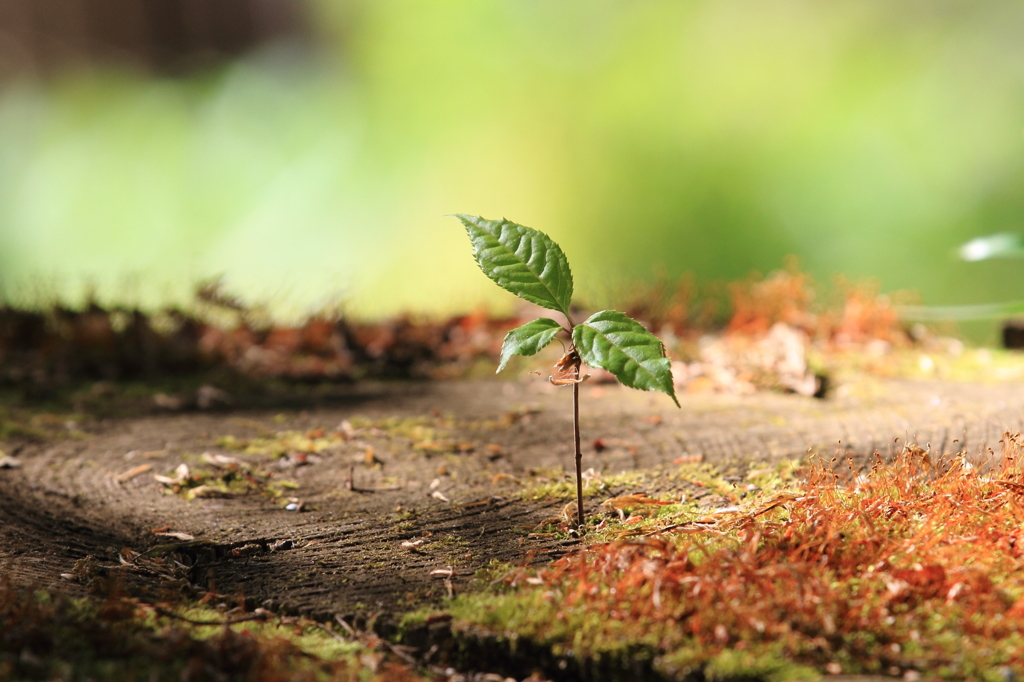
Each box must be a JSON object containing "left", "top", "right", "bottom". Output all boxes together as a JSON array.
[
  {"left": 455, "top": 214, "right": 573, "bottom": 318},
  {"left": 573, "top": 310, "right": 679, "bottom": 407},
  {"left": 497, "top": 318, "right": 563, "bottom": 373}
]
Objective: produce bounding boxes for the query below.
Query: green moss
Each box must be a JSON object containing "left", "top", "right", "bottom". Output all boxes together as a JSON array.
[
  {"left": 470, "top": 560, "right": 518, "bottom": 588},
  {"left": 350, "top": 415, "right": 452, "bottom": 440},
  {"left": 215, "top": 434, "right": 244, "bottom": 449},
  {"left": 520, "top": 469, "right": 649, "bottom": 501},
  {"left": 149, "top": 605, "right": 364, "bottom": 660},
  {"left": 398, "top": 608, "right": 433, "bottom": 631},
  {"left": 0, "top": 405, "right": 91, "bottom": 440},
  {"left": 435, "top": 451, "right": 1024, "bottom": 680},
  {"left": 0, "top": 587, "right": 383, "bottom": 682},
  {"left": 701, "top": 649, "right": 820, "bottom": 682},
  {"left": 443, "top": 589, "right": 662, "bottom": 664}
]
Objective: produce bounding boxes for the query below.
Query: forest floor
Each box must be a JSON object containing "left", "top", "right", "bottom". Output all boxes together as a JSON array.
[{"left": 4, "top": 362, "right": 1024, "bottom": 681}]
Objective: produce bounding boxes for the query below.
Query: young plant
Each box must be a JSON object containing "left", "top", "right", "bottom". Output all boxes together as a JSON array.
[{"left": 455, "top": 214, "right": 678, "bottom": 529}]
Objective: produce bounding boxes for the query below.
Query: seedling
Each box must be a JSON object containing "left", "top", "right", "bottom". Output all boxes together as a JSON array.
[{"left": 455, "top": 215, "right": 678, "bottom": 529}]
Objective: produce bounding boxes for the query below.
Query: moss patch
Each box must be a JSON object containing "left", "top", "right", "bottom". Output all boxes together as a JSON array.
[
  {"left": 424, "top": 442, "right": 1024, "bottom": 681},
  {"left": 0, "top": 582, "right": 424, "bottom": 682}
]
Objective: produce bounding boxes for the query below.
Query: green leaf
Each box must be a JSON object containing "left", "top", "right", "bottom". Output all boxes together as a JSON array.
[
  {"left": 497, "top": 318, "right": 563, "bottom": 373},
  {"left": 455, "top": 214, "right": 574, "bottom": 318},
  {"left": 957, "top": 233, "right": 1024, "bottom": 262},
  {"left": 573, "top": 310, "right": 679, "bottom": 407}
]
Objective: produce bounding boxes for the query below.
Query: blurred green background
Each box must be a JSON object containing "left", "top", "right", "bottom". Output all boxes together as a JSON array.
[{"left": 1, "top": 1, "right": 1023, "bottom": 342}]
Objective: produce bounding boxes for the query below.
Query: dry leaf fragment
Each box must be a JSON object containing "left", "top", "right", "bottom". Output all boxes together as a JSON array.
[
  {"left": 550, "top": 373, "right": 592, "bottom": 386},
  {"left": 232, "top": 544, "right": 262, "bottom": 557},
  {"left": 401, "top": 539, "right": 425, "bottom": 549},
  {"left": 154, "top": 463, "right": 190, "bottom": 485},
  {"left": 188, "top": 486, "right": 239, "bottom": 499},
  {"left": 115, "top": 464, "right": 152, "bottom": 483},
  {"left": 281, "top": 452, "right": 310, "bottom": 468},
  {"left": 155, "top": 531, "right": 195, "bottom": 541},
  {"left": 337, "top": 420, "right": 357, "bottom": 438},
  {"left": 552, "top": 348, "right": 581, "bottom": 377},
  {"left": 431, "top": 490, "right": 451, "bottom": 503},
  {"left": 749, "top": 492, "right": 801, "bottom": 517},
  {"left": 549, "top": 348, "right": 591, "bottom": 386},
  {"left": 603, "top": 494, "right": 674, "bottom": 511},
  {"left": 201, "top": 452, "right": 242, "bottom": 468}
]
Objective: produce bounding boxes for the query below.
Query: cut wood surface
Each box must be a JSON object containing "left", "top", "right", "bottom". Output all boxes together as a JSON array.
[{"left": 2, "top": 376, "right": 1022, "bottom": 618}]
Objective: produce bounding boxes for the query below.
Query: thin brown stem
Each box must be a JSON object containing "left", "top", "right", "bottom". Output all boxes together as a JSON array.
[{"left": 573, "top": 373, "right": 584, "bottom": 531}]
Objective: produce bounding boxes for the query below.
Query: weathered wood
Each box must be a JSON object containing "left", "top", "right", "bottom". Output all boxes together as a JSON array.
[{"left": 1, "top": 376, "right": 1022, "bottom": 615}]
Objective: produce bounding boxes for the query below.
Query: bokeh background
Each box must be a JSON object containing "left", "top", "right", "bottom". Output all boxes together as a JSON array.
[{"left": 1, "top": 1, "right": 1023, "bottom": 342}]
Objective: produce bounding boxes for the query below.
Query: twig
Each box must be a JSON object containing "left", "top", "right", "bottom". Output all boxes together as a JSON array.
[
  {"left": 334, "top": 614, "right": 358, "bottom": 637},
  {"left": 317, "top": 622, "right": 349, "bottom": 643},
  {"left": 382, "top": 640, "right": 419, "bottom": 665},
  {"left": 334, "top": 614, "right": 418, "bottom": 665}
]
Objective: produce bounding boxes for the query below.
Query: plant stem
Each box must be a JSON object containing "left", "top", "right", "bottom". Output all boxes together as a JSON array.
[{"left": 573, "top": 376, "right": 584, "bottom": 531}]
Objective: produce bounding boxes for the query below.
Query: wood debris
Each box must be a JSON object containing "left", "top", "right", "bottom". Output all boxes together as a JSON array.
[{"left": 114, "top": 464, "right": 152, "bottom": 483}]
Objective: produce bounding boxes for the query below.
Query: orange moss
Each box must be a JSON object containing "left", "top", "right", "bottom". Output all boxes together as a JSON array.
[
  {"left": 727, "top": 264, "right": 815, "bottom": 336},
  {"left": 500, "top": 439, "right": 1024, "bottom": 676},
  {"left": 820, "top": 277, "right": 912, "bottom": 348}
]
